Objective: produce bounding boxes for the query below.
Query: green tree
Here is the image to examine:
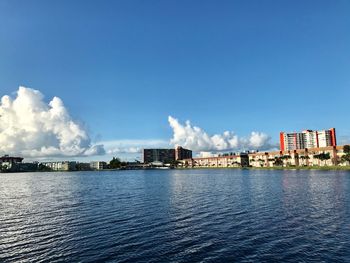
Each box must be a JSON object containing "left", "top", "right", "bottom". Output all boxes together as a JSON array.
[
  {"left": 341, "top": 154, "right": 350, "bottom": 164},
  {"left": 109, "top": 157, "right": 122, "bottom": 169},
  {"left": 258, "top": 158, "right": 265, "bottom": 167},
  {"left": 37, "top": 163, "right": 52, "bottom": 172},
  {"left": 341, "top": 145, "right": 350, "bottom": 165},
  {"left": 273, "top": 157, "right": 283, "bottom": 167},
  {"left": 314, "top": 152, "right": 331, "bottom": 166}
]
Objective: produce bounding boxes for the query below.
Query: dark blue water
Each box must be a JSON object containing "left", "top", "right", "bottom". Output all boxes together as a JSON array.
[{"left": 1, "top": 169, "right": 350, "bottom": 262}]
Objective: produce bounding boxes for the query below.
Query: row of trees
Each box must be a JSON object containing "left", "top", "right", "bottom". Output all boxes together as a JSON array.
[
  {"left": 109, "top": 157, "right": 127, "bottom": 169},
  {"left": 313, "top": 152, "right": 331, "bottom": 166}
]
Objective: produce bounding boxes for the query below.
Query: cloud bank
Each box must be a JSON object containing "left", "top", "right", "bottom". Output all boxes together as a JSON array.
[
  {"left": 0, "top": 86, "right": 105, "bottom": 158},
  {"left": 168, "top": 116, "right": 274, "bottom": 152},
  {"left": 101, "top": 139, "right": 169, "bottom": 155}
]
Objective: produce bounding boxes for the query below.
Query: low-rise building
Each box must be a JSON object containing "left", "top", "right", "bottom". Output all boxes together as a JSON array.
[
  {"left": 41, "top": 161, "right": 77, "bottom": 171},
  {"left": 249, "top": 146, "right": 342, "bottom": 168},
  {"left": 180, "top": 153, "right": 249, "bottom": 168},
  {"left": 180, "top": 146, "right": 348, "bottom": 168},
  {"left": 90, "top": 161, "right": 107, "bottom": 170}
]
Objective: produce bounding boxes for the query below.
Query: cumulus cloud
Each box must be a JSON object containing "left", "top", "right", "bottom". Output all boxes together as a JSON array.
[
  {"left": 0, "top": 86, "right": 105, "bottom": 157},
  {"left": 101, "top": 139, "right": 169, "bottom": 155},
  {"left": 168, "top": 116, "right": 274, "bottom": 152}
]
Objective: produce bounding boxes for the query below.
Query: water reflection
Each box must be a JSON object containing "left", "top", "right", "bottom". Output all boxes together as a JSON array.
[{"left": 1, "top": 170, "right": 349, "bottom": 262}]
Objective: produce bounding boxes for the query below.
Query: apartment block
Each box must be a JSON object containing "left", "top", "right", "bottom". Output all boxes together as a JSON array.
[
  {"left": 175, "top": 146, "right": 192, "bottom": 161},
  {"left": 41, "top": 161, "right": 77, "bottom": 171},
  {"left": 179, "top": 145, "right": 348, "bottom": 168},
  {"left": 248, "top": 146, "right": 342, "bottom": 168},
  {"left": 142, "top": 149, "right": 175, "bottom": 164},
  {"left": 90, "top": 161, "right": 107, "bottom": 170},
  {"left": 280, "top": 128, "right": 336, "bottom": 151},
  {"left": 179, "top": 153, "right": 249, "bottom": 168},
  {"left": 142, "top": 146, "right": 192, "bottom": 164}
]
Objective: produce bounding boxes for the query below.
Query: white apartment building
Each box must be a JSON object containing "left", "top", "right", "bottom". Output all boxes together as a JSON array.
[
  {"left": 41, "top": 161, "right": 77, "bottom": 171},
  {"left": 90, "top": 161, "right": 107, "bottom": 170},
  {"left": 318, "top": 130, "right": 333, "bottom": 147}
]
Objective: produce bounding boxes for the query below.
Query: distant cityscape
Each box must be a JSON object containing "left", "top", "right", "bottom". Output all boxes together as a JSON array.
[
  {"left": 1, "top": 128, "right": 350, "bottom": 172},
  {"left": 0, "top": 146, "right": 193, "bottom": 172}
]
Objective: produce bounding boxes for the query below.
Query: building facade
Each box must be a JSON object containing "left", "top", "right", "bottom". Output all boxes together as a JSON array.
[
  {"left": 142, "top": 149, "right": 176, "bottom": 164},
  {"left": 41, "top": 161, "right": 77, "bottom": 171},
  {"left": 249, "top": 146, "right": 342, "bottom": 168},
  {"left": 175, "top": 146, "right": 192, "bottom": 161},
  {"left": 0, "top": 155, "right": 23, "bottom": 167},
  {"left": 90, "top": 161, "right": 107, "bottom": 170},
  {"left": 180, "top": 153, "right": 249, "bottom": 168},
  {"left": 280, "top": 128, "right": 336, "bottom": 151},
  {"left": 0, "top": 155, "right": 38, "bottom": 172},
  {"left": 142, "top": 147, "right": 193, "bottom": 164},
  {"left": 180, "top": 146, "right": 347, "bottom": 168}
]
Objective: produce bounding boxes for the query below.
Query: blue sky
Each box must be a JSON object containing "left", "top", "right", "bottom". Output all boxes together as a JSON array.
[{"left": 0, "top": 0, "right": 349, "bottom": 160}]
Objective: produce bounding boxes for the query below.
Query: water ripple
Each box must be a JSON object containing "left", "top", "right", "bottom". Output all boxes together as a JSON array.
[{"left": 1, "top": 169, "right": 350, "bottom": 262}]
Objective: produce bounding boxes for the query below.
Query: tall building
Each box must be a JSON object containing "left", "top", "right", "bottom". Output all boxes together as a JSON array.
[
  {"left": 318, "top": 128, "right": 337, "bottom": 147},
  {"left": 142, "top": 149, "right": 175, "bottom": 164},
  {"left": 142, "top": 147, "right": 193, "bottom": 164},
  {"left": 175, "top": 146, "right": 192, "bottom": 160},
  {"left": 302, "top": 130, "right": 318, "bottom": 149},
  {"left": 280, "top": 128, "right": 336, "bottom": 151}
]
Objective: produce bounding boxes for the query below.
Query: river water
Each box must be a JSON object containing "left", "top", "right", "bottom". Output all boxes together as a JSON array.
[{"left": 0, "top": 169, "right": 349, "bottom": 262}]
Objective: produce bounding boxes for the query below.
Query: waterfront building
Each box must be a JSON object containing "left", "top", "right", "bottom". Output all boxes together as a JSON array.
[
  {"left": 302, "top": 130, "right": 318, "bottom": 149},
  {"left": 90, "top": 161, "right": 107, "bottom": 170},
  {"left": 280, "top": 128, "right": 336, "bottom": 151},
  {"left": 0, "top": 155, "right": 38, "bottom": 172},
  {"left": 249, "top": 146, "right": 341, "bottom": 168},
  {"left": 41, "top": 161, "right": 77, "bottom": 171},
  {"left": 180, "top": 152, "right": 249, "bottom": 168},
  {"left": 0, "top": 155, "right": 23, "bottom": 166},
  {"left": 142, "top": 147, "right": 193, "bottom": 164},
  {"left": 180, "top": 146, "right": 346, "bottom": 168},
  {"left": 317, "top": 129, "right": 337, "bottom": 147},
  {"left": 175, "top": 146, "right": 192, "bottom": 160},
  {"left": 0, "top": 155, "right": 24, "bottom": 170},
  {"left": 142, "top": 148, "right": 176, "bottom": 164}
]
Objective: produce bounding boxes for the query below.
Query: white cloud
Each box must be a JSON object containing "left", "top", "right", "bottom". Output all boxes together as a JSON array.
[
  {"left": 197, "top": 151, "right": 218, "bottom": 158},
  {"left": 0, "top": 86, "right": 105, "bottom": 157},
  {"left": 100, "top": 139, "right": 169, "bottom": 155},
  {"left": 168, "top": 116, "right": 274, "bottom": 152}
]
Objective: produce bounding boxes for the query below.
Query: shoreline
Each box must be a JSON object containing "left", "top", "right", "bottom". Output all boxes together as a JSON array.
[
  {"left": 1, "top": 166, "right": 350, "bottom": 173},
  {"left": 177, "top": 166, "right": 350, "bottom": 171}
]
